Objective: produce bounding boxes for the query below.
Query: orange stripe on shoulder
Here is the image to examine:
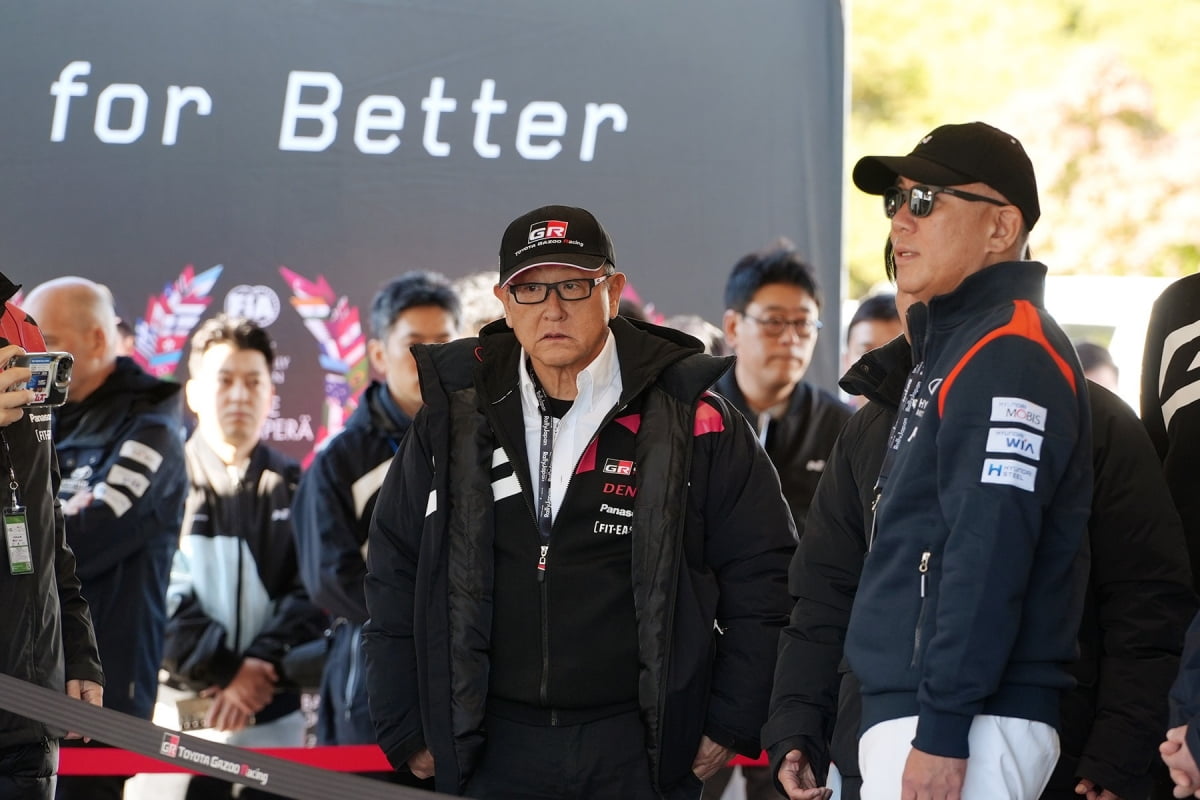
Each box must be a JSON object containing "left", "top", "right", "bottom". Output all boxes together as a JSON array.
[{"left": 937, "top": 300, "right": 1077, "bottom": 417}]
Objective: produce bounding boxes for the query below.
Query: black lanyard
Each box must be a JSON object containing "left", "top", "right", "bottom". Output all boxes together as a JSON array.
[
  {"left": 0, "top": 432, "right": 20, "bottom": 510},
  {"left": 526, "top": 359, "right": 560, "bottom": 579},
  {"left": 873, "top": 360, "right": 925, "bottom": 499}
]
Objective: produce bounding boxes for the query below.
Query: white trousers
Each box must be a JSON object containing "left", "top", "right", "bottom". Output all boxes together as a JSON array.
[{"left": 859, "top": 715, "right": 1058, "bottom": 800}]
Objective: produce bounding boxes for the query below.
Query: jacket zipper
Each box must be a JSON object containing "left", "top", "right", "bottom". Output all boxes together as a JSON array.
[
  {"left": 911, "top": 549, "right": 931, "bottom": 668},
  {"left": 344, "top": 625, "right": 361, "bottom": 720},
  {"left": 868, "top": 489, "right": 882, "bottom": 551},
  {"left": 536, "top": 402, "right": 629, "bottom": 717}
]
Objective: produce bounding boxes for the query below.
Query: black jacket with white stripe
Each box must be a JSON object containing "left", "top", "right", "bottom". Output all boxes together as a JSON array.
[
  {"left": 53, "top": 356, "right": 188, "bottom": 720},
  {"left": 364, "top": 317, "right": 795, "bottom": 796}
]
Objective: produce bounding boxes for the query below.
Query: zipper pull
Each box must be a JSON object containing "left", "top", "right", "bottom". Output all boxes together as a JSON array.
[
  {"left": 867, "top": 489, "right": 882, "bottom": 551},
  {"left": 537, "top": 545, "right": 548, "bottom": 582},
  {"left": 918, "top": 550, "right": 931, "bottom": 598}
]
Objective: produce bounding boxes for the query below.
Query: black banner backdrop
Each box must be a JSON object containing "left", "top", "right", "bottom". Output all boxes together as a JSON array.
[{"left": 0, "top": 1, "right": 846, "bottom": 462}]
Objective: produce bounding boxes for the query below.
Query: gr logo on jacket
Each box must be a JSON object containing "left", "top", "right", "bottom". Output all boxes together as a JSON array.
[{"left": 845, "top": 261, "right": 1093, "bottom": 760}]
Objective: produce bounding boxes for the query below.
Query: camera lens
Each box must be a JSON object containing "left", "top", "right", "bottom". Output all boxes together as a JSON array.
[{"left": 55, "top": 355, "right": 73, "bottom": 387}]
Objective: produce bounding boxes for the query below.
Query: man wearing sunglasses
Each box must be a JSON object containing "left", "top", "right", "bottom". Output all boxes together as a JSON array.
[
  {"left": 840, "top": 122, "right": 1093, "bottom": 800},
  {"left": 363, "top": 204, "right": 794, "bottom": 799}
]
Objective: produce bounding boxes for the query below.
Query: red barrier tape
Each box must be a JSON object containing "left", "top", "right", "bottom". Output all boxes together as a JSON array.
[{"left": 59, "top": 745, "right": 768, "bottom": 775}]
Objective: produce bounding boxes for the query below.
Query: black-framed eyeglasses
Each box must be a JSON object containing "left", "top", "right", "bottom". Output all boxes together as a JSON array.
[
  {"left": 741, "top": 313, "right": 823, "bottom": 338},
  {"left": 883, "top": 184, "right": 1008, "bottom": 219},
  {"left": 507, "top": 275, "right": 610, "bottom": 305}
]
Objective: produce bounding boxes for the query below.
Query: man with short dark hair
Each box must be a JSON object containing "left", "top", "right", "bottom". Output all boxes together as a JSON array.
[
  {"left": 703, "top": 242, "right": 851, "bottom": 800},
  {"left": 841, "top": 123, "right": 1093, "bottom": 799},
  {"left": 162, "top": 315, "right": 326, "bottom": 799},
  {"left": 292, "top": 272, "right": 460, "bottom": 767},
  {"left": 718, "top": 241, "right": 852, "bottom": 539},
  {"left": 25, "top": 277, "right": 188, "bottom": 800},
  {"left": 364, "top": 205, "right": 793, "bottom": 799}
]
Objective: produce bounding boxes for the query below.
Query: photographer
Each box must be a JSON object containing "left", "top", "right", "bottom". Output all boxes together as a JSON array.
[
  {"left": 25, "top": 277, "right": 189, "bottom": 800},
  {"left": 0, "top": 273, "right": 104, "bottom": 799}
]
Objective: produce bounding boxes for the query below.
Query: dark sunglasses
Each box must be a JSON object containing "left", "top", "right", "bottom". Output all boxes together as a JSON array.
[{"left": 883, "top": 184, "right": 1008, "bottom": 219}]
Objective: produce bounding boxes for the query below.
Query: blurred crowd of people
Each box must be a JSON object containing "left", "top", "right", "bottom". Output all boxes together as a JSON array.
[{"left": 2, "top": 118, "right": 1199, "bottom": 800}]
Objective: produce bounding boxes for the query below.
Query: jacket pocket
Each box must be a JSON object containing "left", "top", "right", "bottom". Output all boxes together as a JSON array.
[{"left": 910, "top": 549, "right": 931, "bottom": 668}]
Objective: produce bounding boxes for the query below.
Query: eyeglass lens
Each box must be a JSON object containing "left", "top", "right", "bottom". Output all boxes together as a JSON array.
[
  {"left": 510, "top": 278, "right": 600, "bottom": 304},
  {"left": 748, "top": 315, "right": 821, "bottom": 337},
  {"left": 883, "top": 186, "right": 933, "bottom": 219}
]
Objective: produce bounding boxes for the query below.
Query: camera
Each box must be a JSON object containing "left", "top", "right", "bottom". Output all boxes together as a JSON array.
[{"left": 7, "top": 352, "right": 73, "bottom": 408}]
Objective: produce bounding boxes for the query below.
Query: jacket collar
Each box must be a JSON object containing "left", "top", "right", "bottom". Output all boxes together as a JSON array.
[
  {"left": 714, "top": 371, "right": 814, "bottom": 424},
  {"left": 352, "top": 380, "right": 411, "bottom": 437},
  {"left": 907, "top": 260, "right": 1047, "bottom": 347},
  {"left": 188, "top": 433, "right": 270, "bottom": 493},
  {"left": 472, "top": 315, "right": 726, "bottom": 409},
  {"left": 0, "top": 273, "right": 20, "bottom": 304},
  {"left": 838, "top": 335, "right": 913, "bottom": 410}
]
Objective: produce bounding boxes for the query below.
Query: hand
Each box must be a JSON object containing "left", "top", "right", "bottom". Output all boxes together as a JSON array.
[
  {"left": 778, "top": 749, "right": 832, "bottom": 800},
  {"left": 408, "top": 747, "right": 435, "bottom": 779},
  {"left": 64, "top": 679, "right": 104, "bottom": 742},
  {"left": 61, "top": 490, "right": 94, "bottom": 516},
  {"left": 0, "top": 345, "right": 33, "bottom": 427},
  {"left": 901, "top": 747, "right": 967, "bottom": 800},
  {"left": 204, "top": 690, "right": 253, "bottom": 733},
  {"left": 690, "top": 735, "right": 734, "bottom": 781},
  {"left": 1074, "top": 777, "right": 1123, "bottom": 800},
  {"left": 220, "top": 657, "right": 278, "bottom": 713},
  {"left": 1161, "top": 725, "right": 1200, "bottom": 798}
]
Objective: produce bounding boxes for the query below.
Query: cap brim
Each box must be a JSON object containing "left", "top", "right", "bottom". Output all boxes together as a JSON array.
[
  {"left": 852, "top": 155, "right": 975, "bottom": 195},
  {"left": 501, "top": 252, "right": 608, "bottom": 285}
]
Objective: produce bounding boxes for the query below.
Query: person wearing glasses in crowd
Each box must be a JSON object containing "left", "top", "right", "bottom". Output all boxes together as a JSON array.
[
  {"left": 363, "top": 204, "right": 794, "bottom": 799},
  {"left": 834, "top": 123, "right": 1093, "bottom": 799},
  {"left": 702, "top": 241, "right": 851, "bottom": 800}
]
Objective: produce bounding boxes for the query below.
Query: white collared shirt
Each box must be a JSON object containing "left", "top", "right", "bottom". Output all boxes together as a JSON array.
[{"left": 518, "top": 330, "right": 622, "bottom": 521}]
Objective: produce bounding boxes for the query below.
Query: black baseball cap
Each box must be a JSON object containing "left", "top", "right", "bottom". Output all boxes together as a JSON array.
[
  {"left": 498, "top": 205, "right": 616, "bottom": 286},
  {"left": 853, "top": 122, "right": 1040, "bottom": 230}
]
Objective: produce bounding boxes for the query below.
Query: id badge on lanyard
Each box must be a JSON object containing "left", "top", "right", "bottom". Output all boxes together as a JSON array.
[
  {"left": 0, "top": 433, "right": 32, "bottom": 575},
  {"left": 4, "top": 505, "right": 32, "bottom": 575}
]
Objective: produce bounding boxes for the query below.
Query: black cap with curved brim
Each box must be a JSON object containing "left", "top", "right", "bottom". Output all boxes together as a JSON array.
[
  {"left": 852, "top": 121, "right": 1040, "bottom": 230},
  {"left": 498, "top": 205, "right": 615, "bottom": 286}
]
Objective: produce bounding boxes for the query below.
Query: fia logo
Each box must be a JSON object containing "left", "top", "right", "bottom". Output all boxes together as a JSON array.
[
  {"left": 224, "top": 285, "right": 281, "bottom": 327},
  {"left": 528, "top": 220, "right": 568, "bottom": 243}
]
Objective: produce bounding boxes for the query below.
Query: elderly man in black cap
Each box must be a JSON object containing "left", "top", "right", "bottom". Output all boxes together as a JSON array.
[
  {"left": 835, "top": 123, "right": 1094, "bottom": 800},
  {"left": 362, "top": 205, "right": 794, "bottom": 799}
]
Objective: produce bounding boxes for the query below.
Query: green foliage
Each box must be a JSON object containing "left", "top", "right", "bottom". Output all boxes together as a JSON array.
[{"left": 845, "top": 0, "right": 1200, "bottom": 296}]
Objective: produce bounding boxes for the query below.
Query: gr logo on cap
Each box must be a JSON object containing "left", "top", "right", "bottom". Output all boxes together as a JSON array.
[
  {"left": 499, "top": 204, "right": 616, "bottom": 286},
  {"left": 529, "top": 220, "right": 568, "bottom": 242}
]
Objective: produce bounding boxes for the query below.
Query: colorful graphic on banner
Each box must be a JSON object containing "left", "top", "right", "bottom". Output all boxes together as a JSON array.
[
  {"left": 133, "top": 264, "right": 224, "bottom": 380},
  {"left": 279, "top": 267, "right": 369, "bottom": 456}
]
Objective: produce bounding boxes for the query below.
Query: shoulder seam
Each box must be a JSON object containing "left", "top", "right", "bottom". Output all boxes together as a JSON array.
[{"left": 938, "top": 300, "right": 1077, "bottom": 417}]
